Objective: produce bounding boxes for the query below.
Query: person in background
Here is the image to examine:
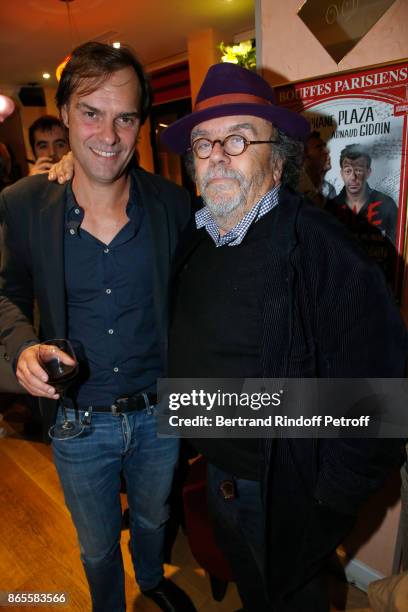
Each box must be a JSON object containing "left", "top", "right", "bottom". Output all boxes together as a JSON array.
[
  {"left": 28, "top": 114, "right": 69, "bottom": 175},
  {"left": 326, "top": 143, "right": 398, "bottom": 281},
  {"left": 328, "top": 143, "right": 397, "bottom": 241},
  {"left": 297, "top": 130, "right": 335, "bottom": 207},
  {"left": 0, "top": 42, "right": 194, "bottom": 612},
  {"left": 160, "top": 63, "right": 407, "bottom": 612}
]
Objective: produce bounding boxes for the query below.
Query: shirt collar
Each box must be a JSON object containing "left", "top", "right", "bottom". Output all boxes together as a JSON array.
[{"left": 195, "top": 185, "right": 280, "bottom": 247}]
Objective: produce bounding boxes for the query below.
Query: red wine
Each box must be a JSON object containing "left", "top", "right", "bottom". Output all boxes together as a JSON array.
[{"left": 43, "top": 359, "right": 78, "bottom": 393}]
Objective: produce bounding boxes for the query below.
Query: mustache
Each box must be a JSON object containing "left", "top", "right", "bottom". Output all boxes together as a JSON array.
[{"left": 201, "top": 167, "right": 244, "bottom": 190}]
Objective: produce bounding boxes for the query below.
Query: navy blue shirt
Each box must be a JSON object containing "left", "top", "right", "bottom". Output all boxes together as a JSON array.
[{"left": 64, "top": 174, "right": 162, "bottom": 406}]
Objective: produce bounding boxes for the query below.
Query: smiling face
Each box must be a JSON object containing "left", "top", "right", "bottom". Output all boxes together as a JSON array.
[
  {"left": 192, "top": 115, "right": 282, "bottom": 231},
  {"left": 61, "top": 67, "right": 141, "bottom": 186}
]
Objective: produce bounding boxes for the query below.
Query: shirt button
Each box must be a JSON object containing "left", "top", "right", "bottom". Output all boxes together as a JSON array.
[
  {"left": 104, "top": 248, "right": 109, "bottom": 254},
  {"left": 108, "top": 329, "right": 114, "bottom": 335},
  {"left": 69, "top": 228, "right": 75, "bottom": 235},
  {"left": 113, "top": 367, "right": 119, "bottom": 373},
  {"left": 74, "top": 208, "right": 80, "bottom": 215},
  {"left": 106, "top": 289, "right": 111, "bottom": 295}
]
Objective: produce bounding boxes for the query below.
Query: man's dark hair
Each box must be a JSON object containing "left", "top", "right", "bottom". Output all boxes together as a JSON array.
[
  {"left": 307, "top": 130, "right": 321, "bottom": 142},
  {"left": 340, "top": 144, "right": 371, "bottom": 169},
  {"left": 56, "top": 41, "right": 152, "bottom": 125},
  {"left": 28, "top": 115, "right": 65, "bottom": 154}
]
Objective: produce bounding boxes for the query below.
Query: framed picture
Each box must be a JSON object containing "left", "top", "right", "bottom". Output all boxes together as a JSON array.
[{"left": 275, "top": 60, "right": 408, "bottom": 299}]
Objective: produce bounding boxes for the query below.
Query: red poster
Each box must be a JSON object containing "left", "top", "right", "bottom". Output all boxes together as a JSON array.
[{"left": 276, "top": 61, "right": 408, "bottom": 297}]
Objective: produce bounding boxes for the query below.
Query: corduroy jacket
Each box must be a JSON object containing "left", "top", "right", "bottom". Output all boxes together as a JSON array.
[
  {"left": 171, "top": 186, "right": 407, "bottom": 604},
  {"left": 259, "top": 188, "right": 406, "bottom": 601}
]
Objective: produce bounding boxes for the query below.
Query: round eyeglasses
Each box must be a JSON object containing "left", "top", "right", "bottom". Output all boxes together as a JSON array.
[{"left": 190, "top": 134, "right": 278, "bottom": 159}]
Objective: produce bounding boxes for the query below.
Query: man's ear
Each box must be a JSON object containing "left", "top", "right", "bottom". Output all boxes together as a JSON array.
[
  {"left": 272, "top": 158, "right": 283, "bottom": 184},
  {"left": 61, "top": 105, "right": 69, "bottom": 129},
  {"left": 367, "top": 166, "right": 372, "bottom": 179}
]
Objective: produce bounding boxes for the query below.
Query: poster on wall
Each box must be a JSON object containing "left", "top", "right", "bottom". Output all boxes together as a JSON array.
[{"left": 276, "top": 60, "right": 408, "bottom": 299}]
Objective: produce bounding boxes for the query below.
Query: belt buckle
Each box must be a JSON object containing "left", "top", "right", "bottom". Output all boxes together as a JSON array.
[{"left": 111, "top": 396, "right": 129, "bottom": 415}]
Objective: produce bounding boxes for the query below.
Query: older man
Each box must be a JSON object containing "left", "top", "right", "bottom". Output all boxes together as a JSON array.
[
  {"left": 161, "top": 64, "right": 407, "bottom": 612},
  {"left": 0, "top": 42, "right": 194, "bottom": 612}
]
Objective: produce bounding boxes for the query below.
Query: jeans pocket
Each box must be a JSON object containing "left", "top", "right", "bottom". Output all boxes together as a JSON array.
[{"left": 54, "top": 406, "right": 93, "bottom": 438}]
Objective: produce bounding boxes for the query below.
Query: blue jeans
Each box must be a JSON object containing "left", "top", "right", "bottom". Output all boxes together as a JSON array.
[
  {"left": 52, "top": 406, "right": 179, "bottom": 612},
  {"left": 206, "top": 463, "right": 270, "bottom": 611}
]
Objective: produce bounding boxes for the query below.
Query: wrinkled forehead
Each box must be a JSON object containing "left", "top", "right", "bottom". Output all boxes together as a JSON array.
[{"left": 191, "top": 114, "right": 274, "bottom": 140}]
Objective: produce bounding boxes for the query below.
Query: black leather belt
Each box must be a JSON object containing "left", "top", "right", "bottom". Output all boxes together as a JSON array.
[{"left": 86, "top": 392, "right": 157, "bottom": 414}]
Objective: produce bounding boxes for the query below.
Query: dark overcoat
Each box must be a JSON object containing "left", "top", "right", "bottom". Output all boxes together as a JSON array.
[
  {"left": 260, "top": 189, "right": 406, "bottom": 602},
  {"left": 171, "top": 187, "right": 407, "bottom": 604}
]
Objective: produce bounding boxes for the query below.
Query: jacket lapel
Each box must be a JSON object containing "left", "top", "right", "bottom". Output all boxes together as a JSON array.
[
  {"left": 133, "top": 169, "right": 170, "bottom": 345},
  {"left": 39, "top": 182, "right": 67, "bottom": 338}
]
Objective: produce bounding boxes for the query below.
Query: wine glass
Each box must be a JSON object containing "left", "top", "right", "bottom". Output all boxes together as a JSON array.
[{"left": 38, "top": 339, "right": 83, "bottom": 440}]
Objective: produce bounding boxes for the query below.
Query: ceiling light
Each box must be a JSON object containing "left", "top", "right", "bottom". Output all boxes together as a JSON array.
[
  {"left": 43, "top": 73, "right": 51, "bottom": 80},
  {"left": 112, "top": 41, "right": 121, "bottom": 49}
]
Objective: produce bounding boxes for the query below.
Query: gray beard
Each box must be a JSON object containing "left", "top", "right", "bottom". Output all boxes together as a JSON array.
[{"left": 198, "top": 168, "right": 251, "bottom": 223}]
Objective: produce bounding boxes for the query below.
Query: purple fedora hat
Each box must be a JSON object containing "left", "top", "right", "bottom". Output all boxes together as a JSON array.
[{"left": 161, "top": 63, "right": 310, "bottom": 154}]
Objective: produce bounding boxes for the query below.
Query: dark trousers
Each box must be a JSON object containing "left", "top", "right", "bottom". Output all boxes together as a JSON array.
[
  {"left": 275, "top": 572, "right": 329, "bottom": 612},
  {"left": 206, "top": 463, "right": 270, "bottom": 611},
  {"left": 206, "top": 462, "right": 330, "bottom": 612}
]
